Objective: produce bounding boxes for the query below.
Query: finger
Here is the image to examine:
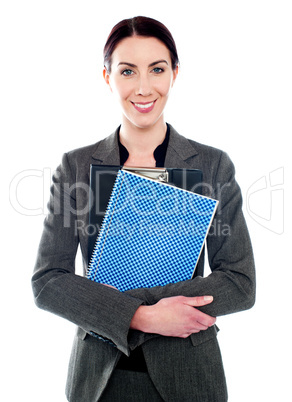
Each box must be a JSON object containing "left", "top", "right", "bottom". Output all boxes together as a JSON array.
[
  {"left": 184, "top": 295, "right": 213, "bottom": 307},
  {"left": 101, "top": 283, "right": 118, "bottom": 290},
  {"left": 181, "top": 333, "right": 193, "bottom": 338},
  {"left": 191, "top": 322, "right": 210, "bottom": 331},
  {"left": 197, "top": 314, "right": 216, "bottom": 327},
  {"left": 189, "top": 307, "right": 216, "bottom": 327}
]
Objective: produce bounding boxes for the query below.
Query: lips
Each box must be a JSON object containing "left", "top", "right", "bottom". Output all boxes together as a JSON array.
[{"left": 131, "top": 100, "right": 156, "bottom": 113}]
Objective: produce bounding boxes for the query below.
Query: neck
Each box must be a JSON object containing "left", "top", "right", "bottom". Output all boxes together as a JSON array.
[{"left": 119, "top": 117, "right": 167, "bottom": 156}]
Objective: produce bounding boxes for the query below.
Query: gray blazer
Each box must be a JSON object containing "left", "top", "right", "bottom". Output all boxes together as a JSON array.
[{"left": 32, "top": 124, "right": 255, "bottom": 401}]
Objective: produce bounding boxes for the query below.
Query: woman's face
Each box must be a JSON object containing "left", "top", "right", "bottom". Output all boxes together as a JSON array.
[{"left": 104, "top": 36, "right": 178, "bottom": 131}]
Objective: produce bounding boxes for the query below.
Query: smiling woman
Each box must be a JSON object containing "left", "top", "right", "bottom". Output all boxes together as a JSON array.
[
  {"left": 103, "top": 36, "right": 178, "bottom": 166},
  {"left": 101, "top": 16, "right": 180, "bottom": 168},
  {"left": 32, "top": 15, "right": 255, "bottom": 402}
]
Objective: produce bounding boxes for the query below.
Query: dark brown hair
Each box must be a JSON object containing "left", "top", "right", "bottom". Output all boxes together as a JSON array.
[{"left": 103, "top": 16, "right": 179, "bottom": 73}]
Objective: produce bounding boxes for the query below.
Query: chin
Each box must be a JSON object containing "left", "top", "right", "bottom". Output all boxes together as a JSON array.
[{"left": 127, "top": 114, "right": 164, "bottom": 130}]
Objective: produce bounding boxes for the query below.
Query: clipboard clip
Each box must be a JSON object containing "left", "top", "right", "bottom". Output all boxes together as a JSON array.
[{"left": 122, "top": 167, "right": 169, "bottom": 183}]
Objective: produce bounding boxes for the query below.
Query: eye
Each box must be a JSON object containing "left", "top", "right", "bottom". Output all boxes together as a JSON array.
[
  {"left": 152, "top": 67, "right": 164, "bottom": 74},
  {"left": 121, "top": 69, "right": 134, "bottom": 76}
]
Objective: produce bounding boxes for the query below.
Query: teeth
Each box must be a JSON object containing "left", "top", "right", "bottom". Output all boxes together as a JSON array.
[{"left": 134, "top": 102, "right": 154, "bottom": 109}]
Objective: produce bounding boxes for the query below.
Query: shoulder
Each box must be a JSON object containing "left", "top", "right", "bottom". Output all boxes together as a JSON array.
[
  {"left": 167, "top": 125, "right": 237, "bottom": 196},
  {"left": 53, "top": 130, "right": 118, "bottom": 182},
  {"left": 188, "top": 138, "right": 233, "bottom": 174},
  {"left": 64, "top": 130, "right": 118, "bottom": 165},
  {"left": 66, "top": 141, "right": 100, "bottom": 163},
  {"left": 168, "top": 123, "right": 231, "bottom": 168}
]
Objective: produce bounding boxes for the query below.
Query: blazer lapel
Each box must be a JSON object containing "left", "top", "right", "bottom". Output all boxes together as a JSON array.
[
  {"left": 164, "top": 124, "right": 199, "bottom": 168},
  {"left": 90, "top": 124, "right": 199, "bottom": 168},
  {"left": 91, "top": 127, "right": 121, "bottom": 165}
]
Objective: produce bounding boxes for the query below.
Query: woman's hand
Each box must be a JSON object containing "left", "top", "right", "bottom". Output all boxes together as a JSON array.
[{"left": 130, "top": 295, "right": 216, "bottom": 338}]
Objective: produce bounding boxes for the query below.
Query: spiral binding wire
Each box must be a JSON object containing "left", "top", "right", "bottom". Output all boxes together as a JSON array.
[{"left": 87, "top": 170, "right": 125, "bottom": 280}]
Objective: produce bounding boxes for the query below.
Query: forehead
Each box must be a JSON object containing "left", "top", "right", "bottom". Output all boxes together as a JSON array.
[{"left": 111, "top": 36, "right": 171, "bottom": 66}]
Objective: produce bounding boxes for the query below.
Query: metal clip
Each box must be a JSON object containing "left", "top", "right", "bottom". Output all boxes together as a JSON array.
[{"left": 123, "top": 167, "right": 169, "bottom": 183}]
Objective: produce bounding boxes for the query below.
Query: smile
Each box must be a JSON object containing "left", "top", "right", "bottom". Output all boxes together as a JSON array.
[{"left": 131, "top": 100, "right": 156, "bottom": 113}]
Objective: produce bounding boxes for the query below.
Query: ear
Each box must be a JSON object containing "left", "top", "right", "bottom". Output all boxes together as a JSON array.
[
  {"left": 103, "top": 67, "right": 112, "bottom": 91},
  {"left": 171, "top": 65, "right": 179, "bottom": 87}
]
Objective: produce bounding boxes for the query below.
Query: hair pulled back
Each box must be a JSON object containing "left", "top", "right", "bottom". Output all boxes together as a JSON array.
[{"left": 103, "top": 16, "right": 179, "bottom": 73}]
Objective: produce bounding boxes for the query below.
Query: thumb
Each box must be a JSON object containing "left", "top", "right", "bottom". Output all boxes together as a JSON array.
[{"left": 184, "top": 295, "right": 213, "bottom": 307}]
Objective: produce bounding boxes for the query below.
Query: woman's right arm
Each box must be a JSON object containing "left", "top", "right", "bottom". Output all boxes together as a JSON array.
[{"left": 31, "top": 153, "right": 145, "bottom": 356}]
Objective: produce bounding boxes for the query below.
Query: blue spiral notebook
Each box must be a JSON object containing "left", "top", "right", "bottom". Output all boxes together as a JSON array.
[{"left": 87, "top": 169, "right": 218, "bottom": 292}]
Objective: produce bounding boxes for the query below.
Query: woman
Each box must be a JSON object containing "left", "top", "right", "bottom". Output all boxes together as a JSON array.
[{"left": 32, "top": 16, "right": 256, "bottom": 401}]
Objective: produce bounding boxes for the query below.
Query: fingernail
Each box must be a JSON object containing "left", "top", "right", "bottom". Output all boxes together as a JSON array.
[{"left": 204, "top": 296, "right": 213, "bottom": 302}]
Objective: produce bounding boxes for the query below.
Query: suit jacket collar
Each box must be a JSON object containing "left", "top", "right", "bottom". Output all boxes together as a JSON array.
[
  {"left": 91, "top": 128, "right": 120, "bottom": 165},
  {"left": 164, "top": 124, "right": 198, "bottom": 168},
  {"left": 91, "top": 124, "right": 198, "bottom": 167}
]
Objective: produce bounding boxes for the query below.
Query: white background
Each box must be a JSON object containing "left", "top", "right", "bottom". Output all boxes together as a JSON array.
[{"left": 1, "top": 1, "right": 291, "bottom": 401}]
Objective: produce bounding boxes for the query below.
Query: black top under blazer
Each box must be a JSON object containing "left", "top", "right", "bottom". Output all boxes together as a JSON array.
[{"left": 32, "top": 124, "right": 256, "bottom": 401}]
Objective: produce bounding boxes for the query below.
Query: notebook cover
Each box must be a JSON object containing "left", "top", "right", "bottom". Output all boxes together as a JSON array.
[
  {"left": 87, "top": 165, "right": 203, "bottom": 262},
  {"left": 87, "top": 170, "right": 218, "bottom": 292}
]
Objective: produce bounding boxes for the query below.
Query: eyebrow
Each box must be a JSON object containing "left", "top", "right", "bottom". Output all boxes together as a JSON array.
[{"left": 117, "top": 60, "right": 169, "bottom": 68}]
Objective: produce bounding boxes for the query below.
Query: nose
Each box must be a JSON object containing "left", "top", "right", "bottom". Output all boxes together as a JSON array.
[{"left": 135, "top": 74, "right": 152, "bottom": 97}]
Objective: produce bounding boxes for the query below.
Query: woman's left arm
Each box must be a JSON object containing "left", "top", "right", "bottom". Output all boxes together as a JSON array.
[{"left": 125, "top": 151, "right": 256, "bottom": 318}]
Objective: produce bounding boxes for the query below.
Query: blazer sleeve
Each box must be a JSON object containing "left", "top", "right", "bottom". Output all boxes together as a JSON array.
[
  {"left": 125, "top": 151, "right": 256, "bottom": 317},
  {"left": 31, "top": 153, "right": 144, "bottom": 356}
]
